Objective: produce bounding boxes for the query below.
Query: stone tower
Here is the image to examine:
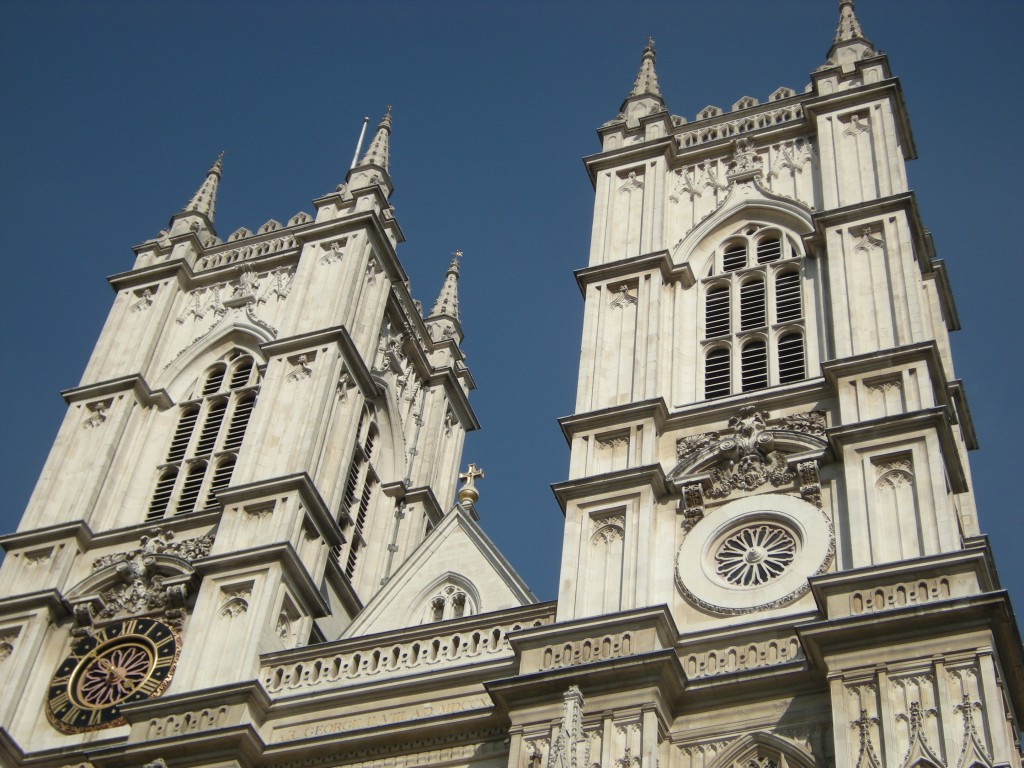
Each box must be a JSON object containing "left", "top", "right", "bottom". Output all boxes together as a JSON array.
[{"left": 0, "top": 4, "right": 1021, "bottom": 768}]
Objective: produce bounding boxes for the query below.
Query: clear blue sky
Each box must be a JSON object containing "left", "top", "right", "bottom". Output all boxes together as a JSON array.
[{"left": 1, "top": 2, "right": 1021, "bottom": 613}]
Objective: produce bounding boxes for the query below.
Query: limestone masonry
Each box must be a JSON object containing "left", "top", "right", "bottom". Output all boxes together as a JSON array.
[{"left": 0, "top": 4, "right": 1021, "bottom": 768}]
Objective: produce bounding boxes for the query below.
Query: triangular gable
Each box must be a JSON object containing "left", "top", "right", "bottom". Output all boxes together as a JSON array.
[{"left": 341, "top": 505, "right": 536, "bottom": 638}]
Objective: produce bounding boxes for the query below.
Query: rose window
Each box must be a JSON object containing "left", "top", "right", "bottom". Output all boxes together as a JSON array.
[{"left": 714, "top": 523, "right": 796, "bottom": 586}]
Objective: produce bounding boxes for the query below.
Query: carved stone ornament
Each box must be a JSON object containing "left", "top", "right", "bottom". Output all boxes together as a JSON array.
[
  {"left": 897, "top": 701, "right": 945, "bottom": 768},
  {"left": 672, "top": 408, "right": 827, "bottom": 501},
  {"left": 609, "top": 284, "right": 638, "bottom": 309},
  {"left": 954, "top": 694, "right": 993, "bottom": 768},
  {"left": 81, "top": 399, "right": 111, "bottom": 430},
  {"left": 727, "top": 138, "right": 763, "bottom": 180},
  {"left": 69, "top": 531, "right": 212, "bottom": 631},
  {"left": 852, "top": 709, "right": 882, "bottom": 768},
  {"left": 548, "top": 686, "right": 589, "bottom": 768}
]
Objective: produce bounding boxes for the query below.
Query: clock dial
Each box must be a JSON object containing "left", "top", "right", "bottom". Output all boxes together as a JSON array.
[{"left": 46, "top": 617, "right": 181, "bottom": 733}]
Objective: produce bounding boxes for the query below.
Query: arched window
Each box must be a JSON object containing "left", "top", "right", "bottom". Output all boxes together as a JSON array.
[
  {"left": 705, "top": 347, "right": 731, "bottom": 399},
  {"left": 147, "top": 351, "right": 260, "bottom": 520},
  {"left": 740, "top": 278, "right": 766, "bottom": 330},
  {"left": 778, "top": 333, "right": 805, "bottom": 383},
  {"left": 421, "top": 583, "right": 477, "bottom": 624},
  {"left": 705, "top": 284, "right": 730, "bottom": 338},
  {"left": 741, "top": 339, "right": 768, "bottom": 391},
  {"left": 699, "top": 227, "right": 808, "bottom": 398}
]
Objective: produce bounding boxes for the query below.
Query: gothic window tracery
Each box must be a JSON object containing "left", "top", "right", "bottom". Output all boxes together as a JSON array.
[
  {"left": 147, "top": 352, "right": 260, "bottom": 519},
  {"left": 701, "top": 226, "right": 807, "bottom": 399},
  {"left": 422, "top": 583, "right": 476, "bottom": 624}
]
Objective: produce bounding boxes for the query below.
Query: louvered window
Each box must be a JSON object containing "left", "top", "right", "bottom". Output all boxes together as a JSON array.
[
  {"left": 757, "top": 237, "right": 782, "bottom": 263},
  {"left": 700, "top": 229, "right": 808, "bottom": 398},
  {"left": 705, "top": 285, "right": 730, "bottom": 338},
  {"left": 208, "top": 457, "right": 235, "bottom": 506},
  {"left": 778, "top": 333, "right": 805, "bottom": 383},
  {"left": 740, "top": 279, "right": 766, "bottom": 330},
  {"left": 223, "top": 396, "right": 254, "bottom": 451},
  {"left": 148, "top": 469, "right": 178, "bottom": 520},
  {"left": 177, "top": 462, "right": 206, "bottom": 514},
  {"left": 147, "top": 352, "right": 261, "bottom": 520},
  {"left": 336, "top": 415, "right": 380, "bottom": 584},
  {"left": 230, "top": 357, "right": 253, "bottom": 389},
  {"left": 723, "top": 243, "right": 747, "bottom": 272},
  {"left": 166, "top": 407, "right": 199, "bottom": 462},
  {"left": 741, "top": 340, "right": 769, "bottom": 392},
  {"left": 194, "top": 400, "right": 227, "bottom": 456},
  {"left": 775, "top": 271, "right": 801, "bottom": 322},
  {"left": 705, "top": 348, "right": 731, "bottom": 399},
  {"left": 203, "top": 366, "right": 226, "bottom": 396}
]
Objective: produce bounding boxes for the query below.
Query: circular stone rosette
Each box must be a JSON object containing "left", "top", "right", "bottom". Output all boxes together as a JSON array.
[{"left": 675, "top": 494, "right": 834, "bottom": 615}]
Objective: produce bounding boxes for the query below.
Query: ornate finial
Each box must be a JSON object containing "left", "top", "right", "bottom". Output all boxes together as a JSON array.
[
  {"left": 644, "top": 37, "right": 655, "bottom": 54},
  {"left": 209, "top": 150, "right": 225, "bottom": 177},
  {"left": 457, "top": 464, "right": 484, "bottom": 507}
]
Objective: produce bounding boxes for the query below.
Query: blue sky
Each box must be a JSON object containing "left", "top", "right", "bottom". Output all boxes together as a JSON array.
[{"left": 1, "top": 1, "right": 1022, "bottom": 614}]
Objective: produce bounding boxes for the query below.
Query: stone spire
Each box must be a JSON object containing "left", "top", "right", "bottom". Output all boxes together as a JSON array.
[
  {"left": 617, "top": 38, "right": 666, "bottom": 124},
  {"left": 425, "top": 250, "right": 464, "bottom": 344},
  {"left": 359, "top": 106, "right": 391, "bottom": 171},
  {"left": 833, "top": 0, "right": 866, "bottom": 44},
  {"left": 429, "top": 251, "right": 461, "bottom": 320},
  {"left": 167, "top": 152, "right": 223, "bottom": 239},
  {"left": 629, "top": 37, "right": 662, "bottom": 99},
  {"left": 182, "top": 151, "right": 223, "bottom": 223}
]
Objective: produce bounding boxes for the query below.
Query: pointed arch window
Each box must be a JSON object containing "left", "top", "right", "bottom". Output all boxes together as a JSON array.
[
  {"left": 147, "top": 352, "right": 260, "bottom": 520},
  {"left": 699, "top": 227, "right": 808, "bottom": 399},
  {"left": 421, "top": 582, "right": 477, "bottom": 624}
]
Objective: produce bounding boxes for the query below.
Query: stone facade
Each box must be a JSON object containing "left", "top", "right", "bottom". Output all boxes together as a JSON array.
[{"left": 0, "top": 5, "right": 1021, "bottom": 768}]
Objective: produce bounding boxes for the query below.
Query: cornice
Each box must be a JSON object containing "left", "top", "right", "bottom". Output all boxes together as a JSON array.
[
  {"left": 826, "top": 407, "right": 967, "bottom": 493},
  {"left": 217, "top": 473, "right": 342, "bottom": 549},
  {"left": 802, "top": 76, "right": 916, "bottom": 160},
  {"left": 0, "top": 589, "right": 69, "bottom": 622},
  {"left": 558, "top": 398, "right": 669, "bottom": 443},
  {"left": 551, "top": 464, "right": 671, "bottom": 513},
  {"left": 574, "top": 250, "right": 695, "bottom": 294},
  {"left": 108, "top": 258, "right": 194, "bottom": 291},
  {"left": 120, "top": 679, "right": 271, "bottom": 726},
  {"left": 61, "top": 373, "right": 173, "bottom": 410},
  {"left": 261, "top": 324, "right": 376, "bottom": 398},
  {"left": 195, "top": 542, "right": 330, "bottom": 619},
  {"left": 808, "top": 547, "right": 999, "bottom": 618},
  {"left": 796, "top": 592, "right": 1024, "bottom": 713},
  {"left": 485, "top": 648, "right": 686, "bottom": 713},
  {"left": 583, "top": 136, "right": 674, "bottom": 185},
  {"left": 0, "top": 520, "right": 93, "bottom": 554}
]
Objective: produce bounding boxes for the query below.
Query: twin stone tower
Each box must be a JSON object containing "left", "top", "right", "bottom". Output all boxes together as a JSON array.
[{"left": 1, "top": 5, "right": 1021, "bottom": 768}]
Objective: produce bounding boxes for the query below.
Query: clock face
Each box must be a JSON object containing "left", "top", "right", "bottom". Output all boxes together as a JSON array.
[{"left": 46, "top": 617, "right": 181, "bottom": 733}]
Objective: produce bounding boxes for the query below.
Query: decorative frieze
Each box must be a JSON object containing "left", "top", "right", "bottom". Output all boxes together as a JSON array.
[
  {"left": 851, "top": 577, "right": 951, "bottom": 614},
  {"left": 194, "top": 233, "right": 298, "bottom": 272},
  {"left": 145, "top": 706, "right": 229, "bottom": 739},
  {"left": 681, "top": 635, "right": 803, "bottom": 679},
  {"left": 539, "top": 631, "right": 633, "bottom": 670},
  {"left": 261, "top": 615, "right": 550, "bottom": 694},
  {"left": 676, "top": 103, "right": 804, "bottom": 149}
]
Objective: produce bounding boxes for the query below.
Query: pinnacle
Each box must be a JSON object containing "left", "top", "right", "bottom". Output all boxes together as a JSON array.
[
  {"left": 181, "top": 151, "right": 224, "bottom": 223},
  {"left": 429, "top": 250, "right": 462, "bottom": 320},
  {"left": 629, "top": 36, "right": 662, "bottom": 99},
  {"left": 834, "top": 0, "right": 866, "bottom": 43},
  {"left": 359, "top": 106, "right": 392, "bottom": 171}
]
